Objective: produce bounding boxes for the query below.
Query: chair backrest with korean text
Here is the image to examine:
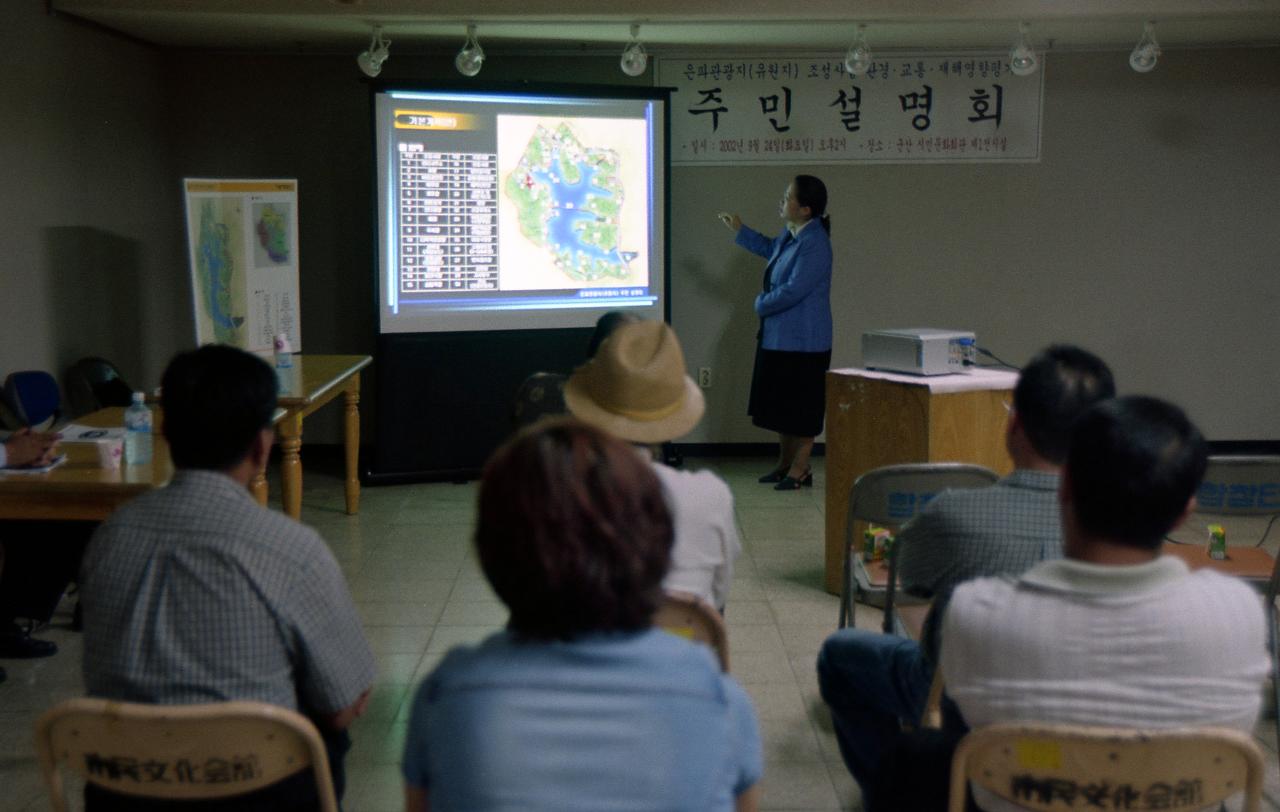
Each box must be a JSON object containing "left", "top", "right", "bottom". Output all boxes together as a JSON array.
[
  {"left": 34, "top": 698, "right": 338, "bottom": 812},
  {"left": 839, "top": 462, "right": 1000, "bottom": 629},
  {"left": 653, "top": 589, "right": 729, "bottom": 672},
  {"left": 947, "top": 723, "right": 1264, "bottom": 812}
]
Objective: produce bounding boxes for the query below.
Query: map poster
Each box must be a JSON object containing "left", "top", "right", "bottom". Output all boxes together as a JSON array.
[{"left": 183, "top": 178, "right": 301, "bottom": 354}]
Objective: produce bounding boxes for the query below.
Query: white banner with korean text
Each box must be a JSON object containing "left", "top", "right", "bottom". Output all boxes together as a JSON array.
[{"left": 657, "top": 54, "right": 1043, "bottom": 165}]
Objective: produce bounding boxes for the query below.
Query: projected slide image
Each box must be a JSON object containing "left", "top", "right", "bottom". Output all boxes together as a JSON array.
[
  {"left": 375, "top": 88, "right": 665, "bottom": 334},
  {"left": 498, "top": 116, "right": 648, "bottom": 292}
]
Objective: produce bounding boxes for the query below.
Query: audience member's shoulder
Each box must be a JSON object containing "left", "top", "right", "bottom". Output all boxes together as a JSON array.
[
  {"left": 914, "top": 482, "right": 988, "bottom": 515},
  {"left": 105, "top": 471, "right": 329, "bottom": 560},
  {"left": 424, "top": 629, "right": 725, "bottom": 697},
  {"left": 1185, "top": 567, "right": 1265, "bottom": 603},
  {"left": 246, "top": 505, "right": 333, "bottom": 567},
  {"left": 948, "top": 574, "right": 1020, "bottom": 616}
]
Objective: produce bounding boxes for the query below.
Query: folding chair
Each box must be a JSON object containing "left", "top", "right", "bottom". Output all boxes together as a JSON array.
[
  {"left": 838, "top": 463, "right": 999, "bottom": 630},
  {"left": 34, "top": 698, "right": 338, "bottom": 812},
  {"left": 654, "top": 589, "right": 729, "bottom": 672},
  {"left": 948, "top": 723, "right": 1264, "bottom": 812}
]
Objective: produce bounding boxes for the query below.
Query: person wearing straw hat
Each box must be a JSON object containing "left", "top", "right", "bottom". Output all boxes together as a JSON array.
[{"left": 565, "top": 320, "right": 741, "bottom": 611}]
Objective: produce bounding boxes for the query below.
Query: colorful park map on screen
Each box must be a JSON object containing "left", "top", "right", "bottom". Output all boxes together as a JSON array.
[{"left": 501, "top": 120, "right": 643, "bottom": 289}]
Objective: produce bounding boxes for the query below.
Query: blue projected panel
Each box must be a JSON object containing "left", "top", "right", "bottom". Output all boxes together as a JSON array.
[{"left": 374, "top": 88, "right": 667, "bottom": 334}]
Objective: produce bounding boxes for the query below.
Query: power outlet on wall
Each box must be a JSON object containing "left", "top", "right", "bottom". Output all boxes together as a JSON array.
[{"left": 698, "top": 367, "right": 712, "bottom": 388}]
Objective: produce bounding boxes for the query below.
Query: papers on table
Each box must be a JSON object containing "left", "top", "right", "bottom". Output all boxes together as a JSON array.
[
  {"left": 0, "top": 454, "right": 67, "bottom": 475},
  {"left": 59, "top": 424, "right": 127, "bottom": 442}
]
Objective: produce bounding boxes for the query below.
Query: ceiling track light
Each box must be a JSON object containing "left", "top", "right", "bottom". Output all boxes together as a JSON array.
[
  {"left": 356, "top": 25, "right": 390, "bottom": 78},
  {"left": 620, "top": 23, "right": 648, "bottom": 77},
  {"left": 1008, "top": 21, "right": 1038, "bottom": 77},
  {"left": 844, "top": 24, "right": 872, "bottom": 78},
  {"left": 456, "top": 24, "right": 485, "bottom": 77},
  {"left": 1130, "top": 20, "right": 1161, "bottom": 73}
]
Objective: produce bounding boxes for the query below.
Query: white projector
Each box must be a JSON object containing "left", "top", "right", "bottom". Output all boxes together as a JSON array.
[{"left": 862, "top": 328, "right": 977, "bottom": 376}]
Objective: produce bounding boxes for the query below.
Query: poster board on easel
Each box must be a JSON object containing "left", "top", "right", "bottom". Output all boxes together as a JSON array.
[{"left": 183, "top": 178, "right": 301, "bottom": 354}]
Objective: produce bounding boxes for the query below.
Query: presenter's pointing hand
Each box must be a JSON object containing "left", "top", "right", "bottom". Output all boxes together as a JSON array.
[{"left": 718, "top": 212, "right": 742, "bottom": 232}]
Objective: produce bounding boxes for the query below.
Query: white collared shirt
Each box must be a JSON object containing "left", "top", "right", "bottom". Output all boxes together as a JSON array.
[
  {"left": 642, "top": 452, "right": 740, "bottom": 611},
  {"left": 942, "top": 556, "right": 1268, "bottom": 812},
  {"left": 787, "top": 218, "right": 814, "bottom": 239}
]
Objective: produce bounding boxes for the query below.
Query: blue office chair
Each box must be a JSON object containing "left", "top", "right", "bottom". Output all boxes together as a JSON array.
[{"left": 4, "top": 370, "right": 62, "bottom": 430}]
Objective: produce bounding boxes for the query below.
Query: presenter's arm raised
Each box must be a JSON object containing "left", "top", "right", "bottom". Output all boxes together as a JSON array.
[
  {"left": 753, "top": 233, "right": 831, "bottom": 317},
  {"left": 718, "top": 212, "right": 742, "bottom": 232},
  {"left": 733, "top": 224, "right": 776, "bottom": 260}
]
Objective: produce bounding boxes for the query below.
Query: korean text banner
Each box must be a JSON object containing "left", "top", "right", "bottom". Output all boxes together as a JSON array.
[{"left": 657, "top": 54, "right": 1043, "bottom": 165}]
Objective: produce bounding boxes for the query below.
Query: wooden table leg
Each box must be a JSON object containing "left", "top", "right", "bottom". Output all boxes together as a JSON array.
[
  {"left": 343, "top": 373, "right": 361, "bottom": 515},
  {"left": 251, "top": 471, "right": 269, "bottom": 506},
  {"left": 279, "top": 412, "right": 303, "bottom": 520}
]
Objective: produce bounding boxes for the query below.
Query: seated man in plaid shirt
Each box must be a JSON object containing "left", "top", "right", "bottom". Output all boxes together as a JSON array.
[
  {"left": 80, "top": 345, "right": 375, "bottom": 811},
  {"left": 817, "top": 344, "right": 1114, "bottom": 799}
]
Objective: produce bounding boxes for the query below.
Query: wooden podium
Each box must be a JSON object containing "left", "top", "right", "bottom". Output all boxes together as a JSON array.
[{"left": 823, "top": 367, "right": 1018, "bottom": 595}]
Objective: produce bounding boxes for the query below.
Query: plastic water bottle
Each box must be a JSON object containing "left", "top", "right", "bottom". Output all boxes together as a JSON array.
[
  {"left": 124, "top": 391, "right": 153, "bottom": 466},
  {"left": 273, "top": 332, "right": 293, "bottom": 370},
  {"left": 273, "top": 332, "right": 293, "bottom": 393}
]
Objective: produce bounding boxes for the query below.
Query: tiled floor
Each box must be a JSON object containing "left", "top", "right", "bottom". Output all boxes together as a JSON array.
[{"left": 3, "top": 456, "right": 1279, "bottom": 810}]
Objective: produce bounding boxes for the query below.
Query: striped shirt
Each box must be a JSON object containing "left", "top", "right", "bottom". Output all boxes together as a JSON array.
[
  {"left": 81, "top": 470, "right": 375, "bottom": 716},
  {"left": 895, "top": 469, "right": 1061, "bottom": 663}
]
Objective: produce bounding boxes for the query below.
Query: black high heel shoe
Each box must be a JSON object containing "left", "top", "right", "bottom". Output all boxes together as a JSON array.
[
  {"left": 773, "top": 470, "right": 814, "bottom": 491},
  {"left": 758, "top": 467, "right": 788, "bottom": 484}
]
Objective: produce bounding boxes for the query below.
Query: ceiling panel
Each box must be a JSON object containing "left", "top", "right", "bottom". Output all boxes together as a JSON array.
[{"left": 51, "top": 0, "right": 1280, "bottom": 53}]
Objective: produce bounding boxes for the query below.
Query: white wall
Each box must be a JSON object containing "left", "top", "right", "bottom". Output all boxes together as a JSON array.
[
  {"left": 0, "top": 3, "right": 187, "bottom": 393},
  {"left": 671, "top": 48, "right": 1280, "bottom": 442}
]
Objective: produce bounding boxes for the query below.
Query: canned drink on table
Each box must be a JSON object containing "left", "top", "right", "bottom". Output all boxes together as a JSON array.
[
  {"left": 1207, "top": 524, "right": 1227, "bottom": 561},
  {"left": 863, "top": 526, "right": 893, "bottom": 562}
]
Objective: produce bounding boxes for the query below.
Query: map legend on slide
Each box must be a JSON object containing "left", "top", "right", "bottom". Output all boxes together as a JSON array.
[{"left": 397, "top": 145, "right": 497, "bottom": 292}]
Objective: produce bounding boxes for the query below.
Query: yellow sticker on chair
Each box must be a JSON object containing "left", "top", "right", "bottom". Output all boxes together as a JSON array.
[
  {"left": 1015, "top": 740, "right": 1063, "bottom": 770},
  {"left": 663, "top": 626, "right": 695, "bottom": 640}
]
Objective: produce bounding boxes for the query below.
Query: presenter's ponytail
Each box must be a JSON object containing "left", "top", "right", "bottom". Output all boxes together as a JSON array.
[{"left": 793, "top": 174, "right": 830, "bottom": 235}]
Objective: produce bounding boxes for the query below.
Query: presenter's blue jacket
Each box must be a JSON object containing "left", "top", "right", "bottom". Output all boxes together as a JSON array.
[{"left": 735, "top": 222, "right": 833, "bottom": 352}]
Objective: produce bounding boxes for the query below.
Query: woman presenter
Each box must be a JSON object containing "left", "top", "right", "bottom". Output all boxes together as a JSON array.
[{"left": 720, "top": 175, "right": 832, "bottom": 490}]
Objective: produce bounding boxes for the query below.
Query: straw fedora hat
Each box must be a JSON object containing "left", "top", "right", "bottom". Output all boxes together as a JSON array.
[{"left": 564, "top": 320, "right": 705, "bottom": 444}]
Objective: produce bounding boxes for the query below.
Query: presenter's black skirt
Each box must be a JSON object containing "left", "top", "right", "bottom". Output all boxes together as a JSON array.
[{"left": 748, "top": 345, "right": 832, "bottom": 438}]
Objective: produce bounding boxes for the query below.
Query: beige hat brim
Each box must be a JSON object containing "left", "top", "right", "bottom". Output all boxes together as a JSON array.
[{"left": 564, "top": 372, "right": 705, "bottom": 444}]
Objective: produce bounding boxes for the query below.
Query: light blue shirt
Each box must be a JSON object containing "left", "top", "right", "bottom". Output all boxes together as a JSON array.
[{"left": 402, "top": 628, "right": 762, "bottom": 810}]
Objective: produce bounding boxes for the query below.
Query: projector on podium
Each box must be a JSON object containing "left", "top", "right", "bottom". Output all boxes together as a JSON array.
[{"left": 861, "top": 328, "right": 977, "bottom": 376}]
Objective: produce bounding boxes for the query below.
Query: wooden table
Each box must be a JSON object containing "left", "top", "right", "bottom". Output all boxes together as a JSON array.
[
  {"left": 257, "top": 354, "right": 371, "bottom": 519},
  {"left": 1161, "top": 542, "right": 1274, "bottom": 585},
  {"left": 823, "top": 367, "right": 1017, "bottom": 595},
  {"left": 0, "top": 408, "right": 172, "bottom": 521}
]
